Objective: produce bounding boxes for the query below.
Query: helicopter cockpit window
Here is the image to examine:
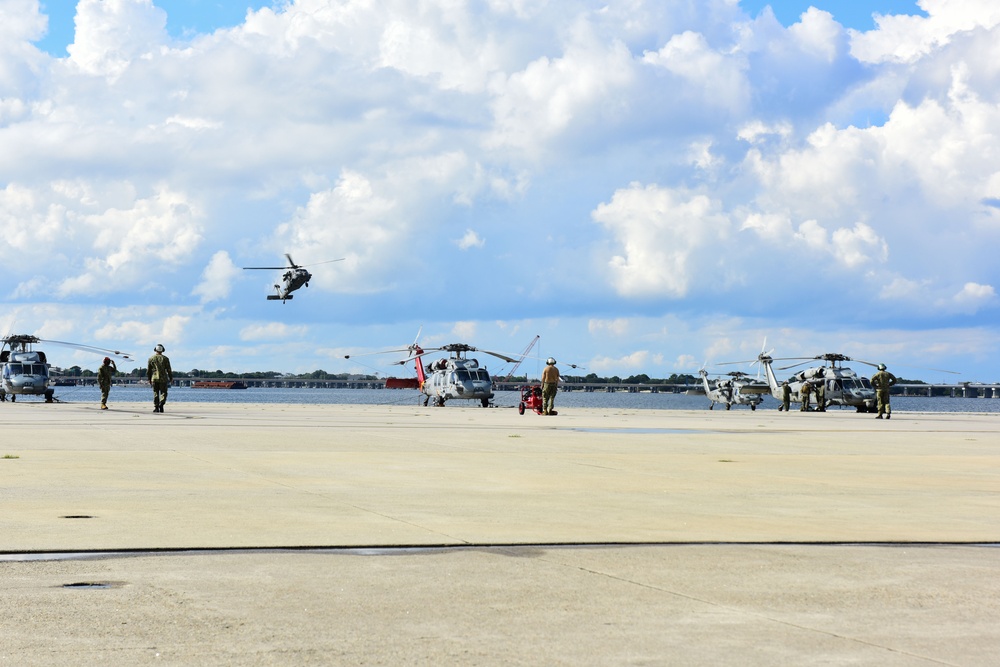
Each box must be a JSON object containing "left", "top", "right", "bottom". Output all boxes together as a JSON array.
[
  {"left": 456, "top": 370, "right": 472, "bottom": 382},
  {"left": 475, "top": 370, "right": 490, "bottom": 382}
]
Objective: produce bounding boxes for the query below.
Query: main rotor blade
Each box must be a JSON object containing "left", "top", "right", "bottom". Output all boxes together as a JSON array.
[
  {"left": 41, "top": 339, "right": 134, "bottom": 361},
  {"left": 242, "top": 266, "right": 287, "bottom": 270},
  {"left": 298, "top": 258, "right": 346, "bottom": 268},
  {"left": 479, "top": 349, "right": 518, "bottom": 363}
]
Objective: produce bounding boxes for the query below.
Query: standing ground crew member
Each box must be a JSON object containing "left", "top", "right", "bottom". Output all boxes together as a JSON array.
[
  {"left": 871, "top": 363, "right": 897, "bottom": 419},
  {"left": 541, "top": 357, "right": 560, "bottom": 416},
  {"left": 780, "top": 381, "right": 791, "bottom": 412},
  {"left": 799, "top": 381, "right": 812, "bottom": 411},
  {"left": 97, "top": 357, "right": 117, "bottom": 410},
  {"left": 815, "top": 380, "right": 826, "bottom": 412},
  {"left": 147, "top": 344, "right": 173, "bottom": 413}
]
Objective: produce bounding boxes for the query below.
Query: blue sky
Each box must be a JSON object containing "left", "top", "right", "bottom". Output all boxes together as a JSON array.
[{"left": 2, "top": 0, "right": 999, "bottom": 382}]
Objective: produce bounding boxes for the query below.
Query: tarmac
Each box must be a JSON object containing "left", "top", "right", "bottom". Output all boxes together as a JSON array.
[{"left": 1, "top": 400, "right": 998, "bottom": 665}]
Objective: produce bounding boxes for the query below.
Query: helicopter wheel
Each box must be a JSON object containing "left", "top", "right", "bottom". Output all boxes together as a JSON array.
[
  {"left": 708, "top": 403, "right": 713, "bottom": 410},
  {"left": 726, "top": 404, "right": 731, "bottom": 410},
  {"left": 518, "top": 402, "right": 525, "bottom": 415},
  {"left": 751, "top": 403, "right": 756, "bottom": 411},
  {"left": 423, "top": 396, "right": 429, "bottom": 407},
  {"left": 10, "top": 394, "right": 15, "bottom": 402},
  {"left": 481, "top": 398, "right": 489, "bottom": 408}
]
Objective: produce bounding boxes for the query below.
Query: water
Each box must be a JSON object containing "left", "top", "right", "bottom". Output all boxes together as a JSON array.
[{"left": 39, "top": 385, "right": 1000, "bottom": 413}]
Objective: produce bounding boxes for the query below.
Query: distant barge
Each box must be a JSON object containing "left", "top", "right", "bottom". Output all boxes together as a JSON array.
[{"left": 192, "top": 381, "right": 247, "bottom": 389}]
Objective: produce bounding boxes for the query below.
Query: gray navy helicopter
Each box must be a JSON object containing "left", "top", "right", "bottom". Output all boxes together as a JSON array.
[
  {"left": 347, "top": 341, "right": 517, "bottom": 407},
  {"left": 721, "top": 344, "right": 878, "bottom": 412},
  {"left": 1, "top": 334, "right": 133, "bottom": 402},
  {"left": 760, "top": 352, "right": 878, "bottom": 412},
  {"left": 242, "top": 253, "right": 344, "bottom": 302},
  {"left": 698, "top": 368, "right": 769, "bottom": 410}
]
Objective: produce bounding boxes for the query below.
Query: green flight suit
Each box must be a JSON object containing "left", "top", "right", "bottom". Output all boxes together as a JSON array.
[
  {"left": 97, "top": 361, "right": 116, "bottom": 407},
  {"left": 147, "top": 352, "right": 173, "bottom": 411},
  {"left": 871, "top": 369, "right": 897, "bottom": 418}
]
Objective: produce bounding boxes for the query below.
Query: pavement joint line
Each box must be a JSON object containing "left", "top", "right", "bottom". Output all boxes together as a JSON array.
[{"left": 2, "top": 540, "right": 998, "bottom": 561}]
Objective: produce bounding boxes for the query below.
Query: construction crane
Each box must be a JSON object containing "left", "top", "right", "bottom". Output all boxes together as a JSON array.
[{"left": 502, "top": 335, "right": 540, "bottom": 383}]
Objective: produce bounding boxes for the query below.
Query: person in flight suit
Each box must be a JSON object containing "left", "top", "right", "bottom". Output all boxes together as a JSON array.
[
  {"left": 541, "top": 357, "right": 561, "bottom": 416},
  {"left": 147, "top": 344, "right": 173, "bottom": 413},
  {"left": 97, "top": 356, "right": 117, "bottom": 410},
  {"left": 799, "top": 380, "right": 812, "bottom": 411},
  {"left": 779, "top": 381, "right": 791, "bottom": 412},
  {"left": 870, "top": 363, "right": 898, "bottom": 419}
]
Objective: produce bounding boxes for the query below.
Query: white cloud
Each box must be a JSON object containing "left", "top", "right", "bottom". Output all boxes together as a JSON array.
[
  {"left": 57, "top": 186, "right": 203, "bottom": 297},
  {"left": 192, "top": 251, "right": 241, "bottom": 304},
  {"left": 456, "top": 229, "right": 485, "bottom": 250},
  {"left": 68, "top": 0, "right": 169, "bottom": 79},
  {"left": 592, "top": 184, "right": 730, "bottom": 298},
  {"left": 451, "top": 321, "right": 477, "bottom": 340},
  {"left": 588, "top": 350, "right": 651, "bottom": 373},
  {"left": 642, "top": 30, "right": 749, "bottom": 112},
  {"left": 240, "top": 322, "right": 309, "bottom": 342},
  {"left": 850, "top": 0, "right": 1000, "bottom": 64},
  {"left": 950, "top": 281, "right": 997, "bottom": 312},
  {"left": 588, "top": 319, "right": 630, "bottom": 336},
  {"left": 488, "top": 22, "right": 636, "bottom": 152}
]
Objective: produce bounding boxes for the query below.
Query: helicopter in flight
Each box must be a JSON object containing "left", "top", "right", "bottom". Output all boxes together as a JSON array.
[
  {"left": 242, "top": 253, "right": 344, "bottom": 302},
  {"left": 698, "top": 369, "right": 769, "bottom": 410},
  {"left": 347, "top": 341, "right": 517, "bottom": 407},
  {"left": 1, "top": 335, "right": 133, "bottom": 402}
]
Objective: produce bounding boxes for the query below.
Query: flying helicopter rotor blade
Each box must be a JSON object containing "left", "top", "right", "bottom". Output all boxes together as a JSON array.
[
  {"left": 242, "top": 266, "right": 288, "bottom": 270},
  {"left": 285, "top": 253, "right": 297, "bottom": 268},
  {"left": 297, "top": 258, "right": 345, "bottom": 268}
]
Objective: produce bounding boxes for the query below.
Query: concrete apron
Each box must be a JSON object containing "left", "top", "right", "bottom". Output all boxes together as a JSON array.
[{"left": 1, "top": 403, "right": 998, "bottom": 665}]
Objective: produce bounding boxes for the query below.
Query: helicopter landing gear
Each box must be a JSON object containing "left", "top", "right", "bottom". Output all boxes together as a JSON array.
[
  {"left": 708, "top": 403, "right": 713, "bottom": 410},
  {"left": 423, "top": 396, "right": 429, "bottom": 406},
  {"left": 751, "top": 403, "right": 756, "bottom": 411},
  {"left": 10, "top": 394, "right": 15, "bottom": 402},
  {"left": 726, "top": 403, "right": 731, "bottom": 410},
  {"left": 481, "top": 398, "right": 489, "bottom": 408}
]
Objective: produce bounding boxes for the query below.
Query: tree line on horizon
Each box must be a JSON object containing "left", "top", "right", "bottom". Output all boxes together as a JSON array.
[{"left": 53, "top": 365, "right": 705, "bottom": 385}]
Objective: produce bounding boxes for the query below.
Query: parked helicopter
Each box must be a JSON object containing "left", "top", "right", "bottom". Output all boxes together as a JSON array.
[
  {"left": 242, "top": 254, "right": 344, "bottom": 302},
  {"left": 347, "top": 342, "right": 517, "bottom": 407},
  {"left": 738, "top": 351, "right": 878, "bottom": 412},
  {"left": 698, "top": 369, "right": 769, "bottom": 410},
  {"left": 1, "top": 335, "right": 132, "bottom": 402}
]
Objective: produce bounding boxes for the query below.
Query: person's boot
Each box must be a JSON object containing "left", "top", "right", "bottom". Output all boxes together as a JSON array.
[
  {"left": 100, "top": 403, "right": 107, "bottom": 410},
  {"left": 153, "top": 400, "right": 160, "bottom": 413}
]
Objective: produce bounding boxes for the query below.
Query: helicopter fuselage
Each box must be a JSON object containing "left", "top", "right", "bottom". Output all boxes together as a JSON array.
[
  {"left": 421, "top": 356, "right": 495, "bottom": 407},
  {"left": 0, "top": 349, "right": 52, "bottom": 401},
  {"left": 699, "top": 370, "right": 767, "bottom": 410},
  {"left": 760, "top": 356, "right": 876, "bottom": 412}
]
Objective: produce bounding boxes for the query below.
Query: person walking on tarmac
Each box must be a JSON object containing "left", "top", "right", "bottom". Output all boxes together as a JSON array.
[
  {"left": 815, "top": 380, "right": 826, "bottom": 412},
  {"left": 97, "top": 356, "right": 117, "bottom": 410},
  {"left": 541, "top": 357, "right": 561, "bottom": 416},
  {"left": 871, "top": 363, "right": 897, "bottom": 419},
  {"left": 147, "top": 344, "right": 173, "bottom": 413}
]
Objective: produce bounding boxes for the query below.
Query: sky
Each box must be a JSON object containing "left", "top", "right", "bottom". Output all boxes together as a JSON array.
[{"left": 2, "top": 0, "right": 999, "bottom": 383}]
